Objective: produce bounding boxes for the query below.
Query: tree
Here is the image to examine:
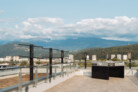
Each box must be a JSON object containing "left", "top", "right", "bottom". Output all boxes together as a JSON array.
[
  {"left": 20, "top": 61, "right": 27, "bottom": 66},
  {"left": 111, "top": 58, "right": 120, "bottom": 61},
  {"left": 36, "top": 61, "right": 41, "bottom": 65},
  {"left": 9, "top": 59, "right": 15, "bottom": 66}
]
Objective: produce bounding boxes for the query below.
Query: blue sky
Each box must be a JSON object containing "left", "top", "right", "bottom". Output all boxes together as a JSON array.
[
  {"left": 1, "top": 0, "right": 138, "bottom": 22},
  {"left": 0, "top": 0, "right": 138, "bottom": 41}
]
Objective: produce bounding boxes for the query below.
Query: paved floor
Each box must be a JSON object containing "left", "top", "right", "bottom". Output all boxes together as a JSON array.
[{"left": 45, "top": 76, "right": 138, "bottom": 92}]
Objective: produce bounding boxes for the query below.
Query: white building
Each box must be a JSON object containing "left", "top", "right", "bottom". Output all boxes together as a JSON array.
[
  {"left": 34, "top": 58, "right": 39, "bottom": 62},
  {"left": 5, "top": 56, "right": 12, "bottom": 61},
  {"left": 123, "top": 55, "right": 128, "bottom": 60},
  {"left": 39, "top": 59, "right": 48, "bottom": 62},
  {"left": 111, "top": 54, "right": 116, "bottom": 59},
  {"left": 68, "top": 54, "right": 74, "bottom": 62},
  {"left": 92, "top": 55, "right": 97, "bottom": 61},
  {"left": 86, "top": 55, "right": 89, "bottom": 60},
  {"left": 13, "top": 56, "right": 19, "bottom": 61},
  {"left": 117, "top": 54, "right": 122, "bottom": 60},
  {"left": 0, "top": 58, "right": 5, "bottom": 62}
]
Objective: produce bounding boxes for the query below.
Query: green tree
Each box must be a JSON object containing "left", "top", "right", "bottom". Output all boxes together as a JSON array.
[
  {"left": 36, "top": 60, "right": 41, "bottom": 65},
  {"left": 20, "top": 61, "right": 27, "bottom": 66},
  {"left": 112, "top": 58, "right": 120, "bottom": 61}
]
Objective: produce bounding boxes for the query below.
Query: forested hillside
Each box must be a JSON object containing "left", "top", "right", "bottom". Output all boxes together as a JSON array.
[
  {"left": 0, "top": 42, "right": 61, "bottom": 58},
  {"left": 74, "top": 44, "right": 138, "bottom": 60},
  {"left": 0, "top": 42, "right": 138, "bottom": 60}
]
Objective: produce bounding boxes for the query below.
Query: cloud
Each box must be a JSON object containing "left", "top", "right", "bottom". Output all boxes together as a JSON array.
[
  {"left": 22, "top": 17, "right": 63, "bottom": 27},
  {"left": 0, "top": 16, "right": 138, "bottom": 41},
  {"left": 0, "top": 10, "right": 4, "bottom": 14},
  {"left": 72, "top": 16, "right": 138, "bottom": 41},
  {"left": 102, "top": 37, "right": 130, "bottom": 41}
]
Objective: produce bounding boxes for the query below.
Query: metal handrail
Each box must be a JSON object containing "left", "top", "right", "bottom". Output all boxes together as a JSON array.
[{"left": 0, "top": 72, "right": 62, "bottom": 92}]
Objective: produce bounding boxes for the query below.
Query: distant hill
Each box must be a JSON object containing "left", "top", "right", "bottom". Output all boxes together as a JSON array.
[
  {"left": 4, "top": 37, "right": 137, "bottom": 50},
  {"left": 74, "top": 44, "right": 138, "bottom": 60},
  {"left": 0, "top": 37, "right": 137, "bottom": 58},
  {"left": 0, "top": 42, "right": 51, "bottom": 58}
]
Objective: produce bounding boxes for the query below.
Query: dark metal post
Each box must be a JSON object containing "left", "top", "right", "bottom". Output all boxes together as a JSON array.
[
  {"left": 85, "top": 57, "right": 87, "bottom": 69},
  {"left": 49, "top": 48, "right": 53, "bottom": 78},
  {"left": 61, "top": 50, "right": 64, "bottom": 76},
  {"left": 84, "top": 54, "right": 87, "bottom": 69},
  {"left": 129, "top": 59, "right": 131, "bottom": 69},
  {"left": 61, "top": 50, "right": 64, "bottom": 64},
  {"left": 128, "top": 52, "right": 132, "bottom": 69},
  {"left": 30, "top": 44, "right": 34, "bottom": 80}
]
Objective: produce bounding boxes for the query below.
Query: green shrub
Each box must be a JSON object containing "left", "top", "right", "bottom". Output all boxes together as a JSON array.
[
  {"left": 20, "top": 61, "right": 27, "bottom": 66},
  {"left": 112, "top": 58, "right": 120, "bottom": 61},
  {"left": 36, "top": 61, "right": 41, "bottom": 65}
]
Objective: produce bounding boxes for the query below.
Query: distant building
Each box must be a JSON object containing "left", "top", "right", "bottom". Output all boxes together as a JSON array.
[
  {"left": 0, "top": 58, "right": 5, "bottom": 62},
  {"left": 34, "top": 58, "right": 39, "bottom": 62},
  {"left": 86, "top": 55, "right": 89, "bottom": 60},
  {"left": 68, "top": 54, "right": 74, "bottom": 62},
  {"left": 5, "top": 56, "right": 12, "bottom": 61},
  {"left": 39, "top": 59, "right": 48, "bottom": 62},
  {"left": 117, "top": 54, "right": 122, "bottom": 60},
  {"left": 64, "top": 57, "right": 69, "bottom": 62},
  {"left": 111, "top": 54, "right": 116, "bottom": 59},
  {"left": 13, "top": 56, "right": 19, "bottom": 61},
  {"left": 92, "top": 55, "right": 97, "bottom": 61},
  {"left": 19, "top": 58, "right": 29, "bottom": 62},
  {"left": 128, "top": 53, "right": 131, "bottom": 59},
  {"left": 123, "top": 55, "right": 128, "bottom": 60}
]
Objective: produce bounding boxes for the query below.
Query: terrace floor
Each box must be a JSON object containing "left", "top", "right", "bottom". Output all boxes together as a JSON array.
[{"left": 45, "top": 75, "right": 138, "bottom": 92}]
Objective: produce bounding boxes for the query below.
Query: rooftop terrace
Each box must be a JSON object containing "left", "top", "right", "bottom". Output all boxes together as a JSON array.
[
  {"left": 45, "top": 75, "right": 138, "bottom": 92},
  {"left": 1, "top": 61, "right": 138, "bottom": 92}
]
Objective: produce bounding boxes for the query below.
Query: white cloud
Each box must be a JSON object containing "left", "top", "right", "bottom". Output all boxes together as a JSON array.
[
  {"left": 22, "top": 17, "right": 63, "bottom": 28},
  {"left": 0, "top": 10, "right": 4, "bottom": 14},
  {"left": 102, "top": 37, "right": 130, "bottom": 41},
  {"left": 0, "top": 16, "right": 138, "bottom": 41}
]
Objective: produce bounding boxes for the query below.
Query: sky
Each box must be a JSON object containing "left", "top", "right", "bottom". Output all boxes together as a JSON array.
[{"left": 0, "top": 0, "right": 138, "bottom": 42}]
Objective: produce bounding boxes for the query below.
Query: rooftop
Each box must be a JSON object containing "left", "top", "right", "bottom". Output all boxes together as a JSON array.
[{"left": 45, "top": 75, "right": 138, "bottom": 92}]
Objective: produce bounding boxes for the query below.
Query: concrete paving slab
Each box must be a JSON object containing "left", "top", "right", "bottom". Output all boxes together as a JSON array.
[{"left": 45, "top": 76, "right": 138, "bottom": 92}]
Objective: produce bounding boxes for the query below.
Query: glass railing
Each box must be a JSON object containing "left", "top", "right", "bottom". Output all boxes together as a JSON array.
[{"left": 0, "top": 62, "right": 78, "bottom": 92}]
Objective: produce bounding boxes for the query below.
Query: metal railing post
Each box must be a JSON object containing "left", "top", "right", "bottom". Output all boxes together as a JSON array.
[
  {"left": 67, "top": 65, "right": 69, "bottom": 76},
  {"left": 45, "top": 66, "right": 49, "bottom": 83},
  {"left": 66, "top": 65, "right": 68, "bottom": 75},
  {"left": 61, "top": 50, "right": 64, "bottom": 64},
  {"left": 18, "top": 71, "right": 22, "bottom": 92},
  {"left": 34, "top": 67, "right": 38, "bottom": 87},
  {"left": 70, "top": 63, "right": 71, "bottom": 69},
  {"left": 61, "top": 50, "right": 64, "bottom": 77},
  {"left": 129, "top": 59, "right": 132, "bottom": 69},
  {"left": 54, "top": 67, "right": 57, "bottom": 79},
  {"left": 70, "top": 63, "right": 72, "bottom": 73},
  {"left": 30, "top": 44, "right": 34, "bottom": 81},
  {"left": 85, "top": 57, "right": 87, "bottom": 69},
  {"left": 25, "top": 86, "right": 29, "bottom": 92},
  {"left": 62, "top": 65, "right": 64, "bottom": 77},
  {"left": 49, "top": 48, "right": 53, "bottom": 82}
]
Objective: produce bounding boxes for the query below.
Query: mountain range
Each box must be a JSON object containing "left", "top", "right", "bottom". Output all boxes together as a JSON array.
[
  {"left": 0, "top": 37, "right": 137, "bottom": 58},
  {"left": 0, "top": 37, "right": 137, "bottom": 51}
]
